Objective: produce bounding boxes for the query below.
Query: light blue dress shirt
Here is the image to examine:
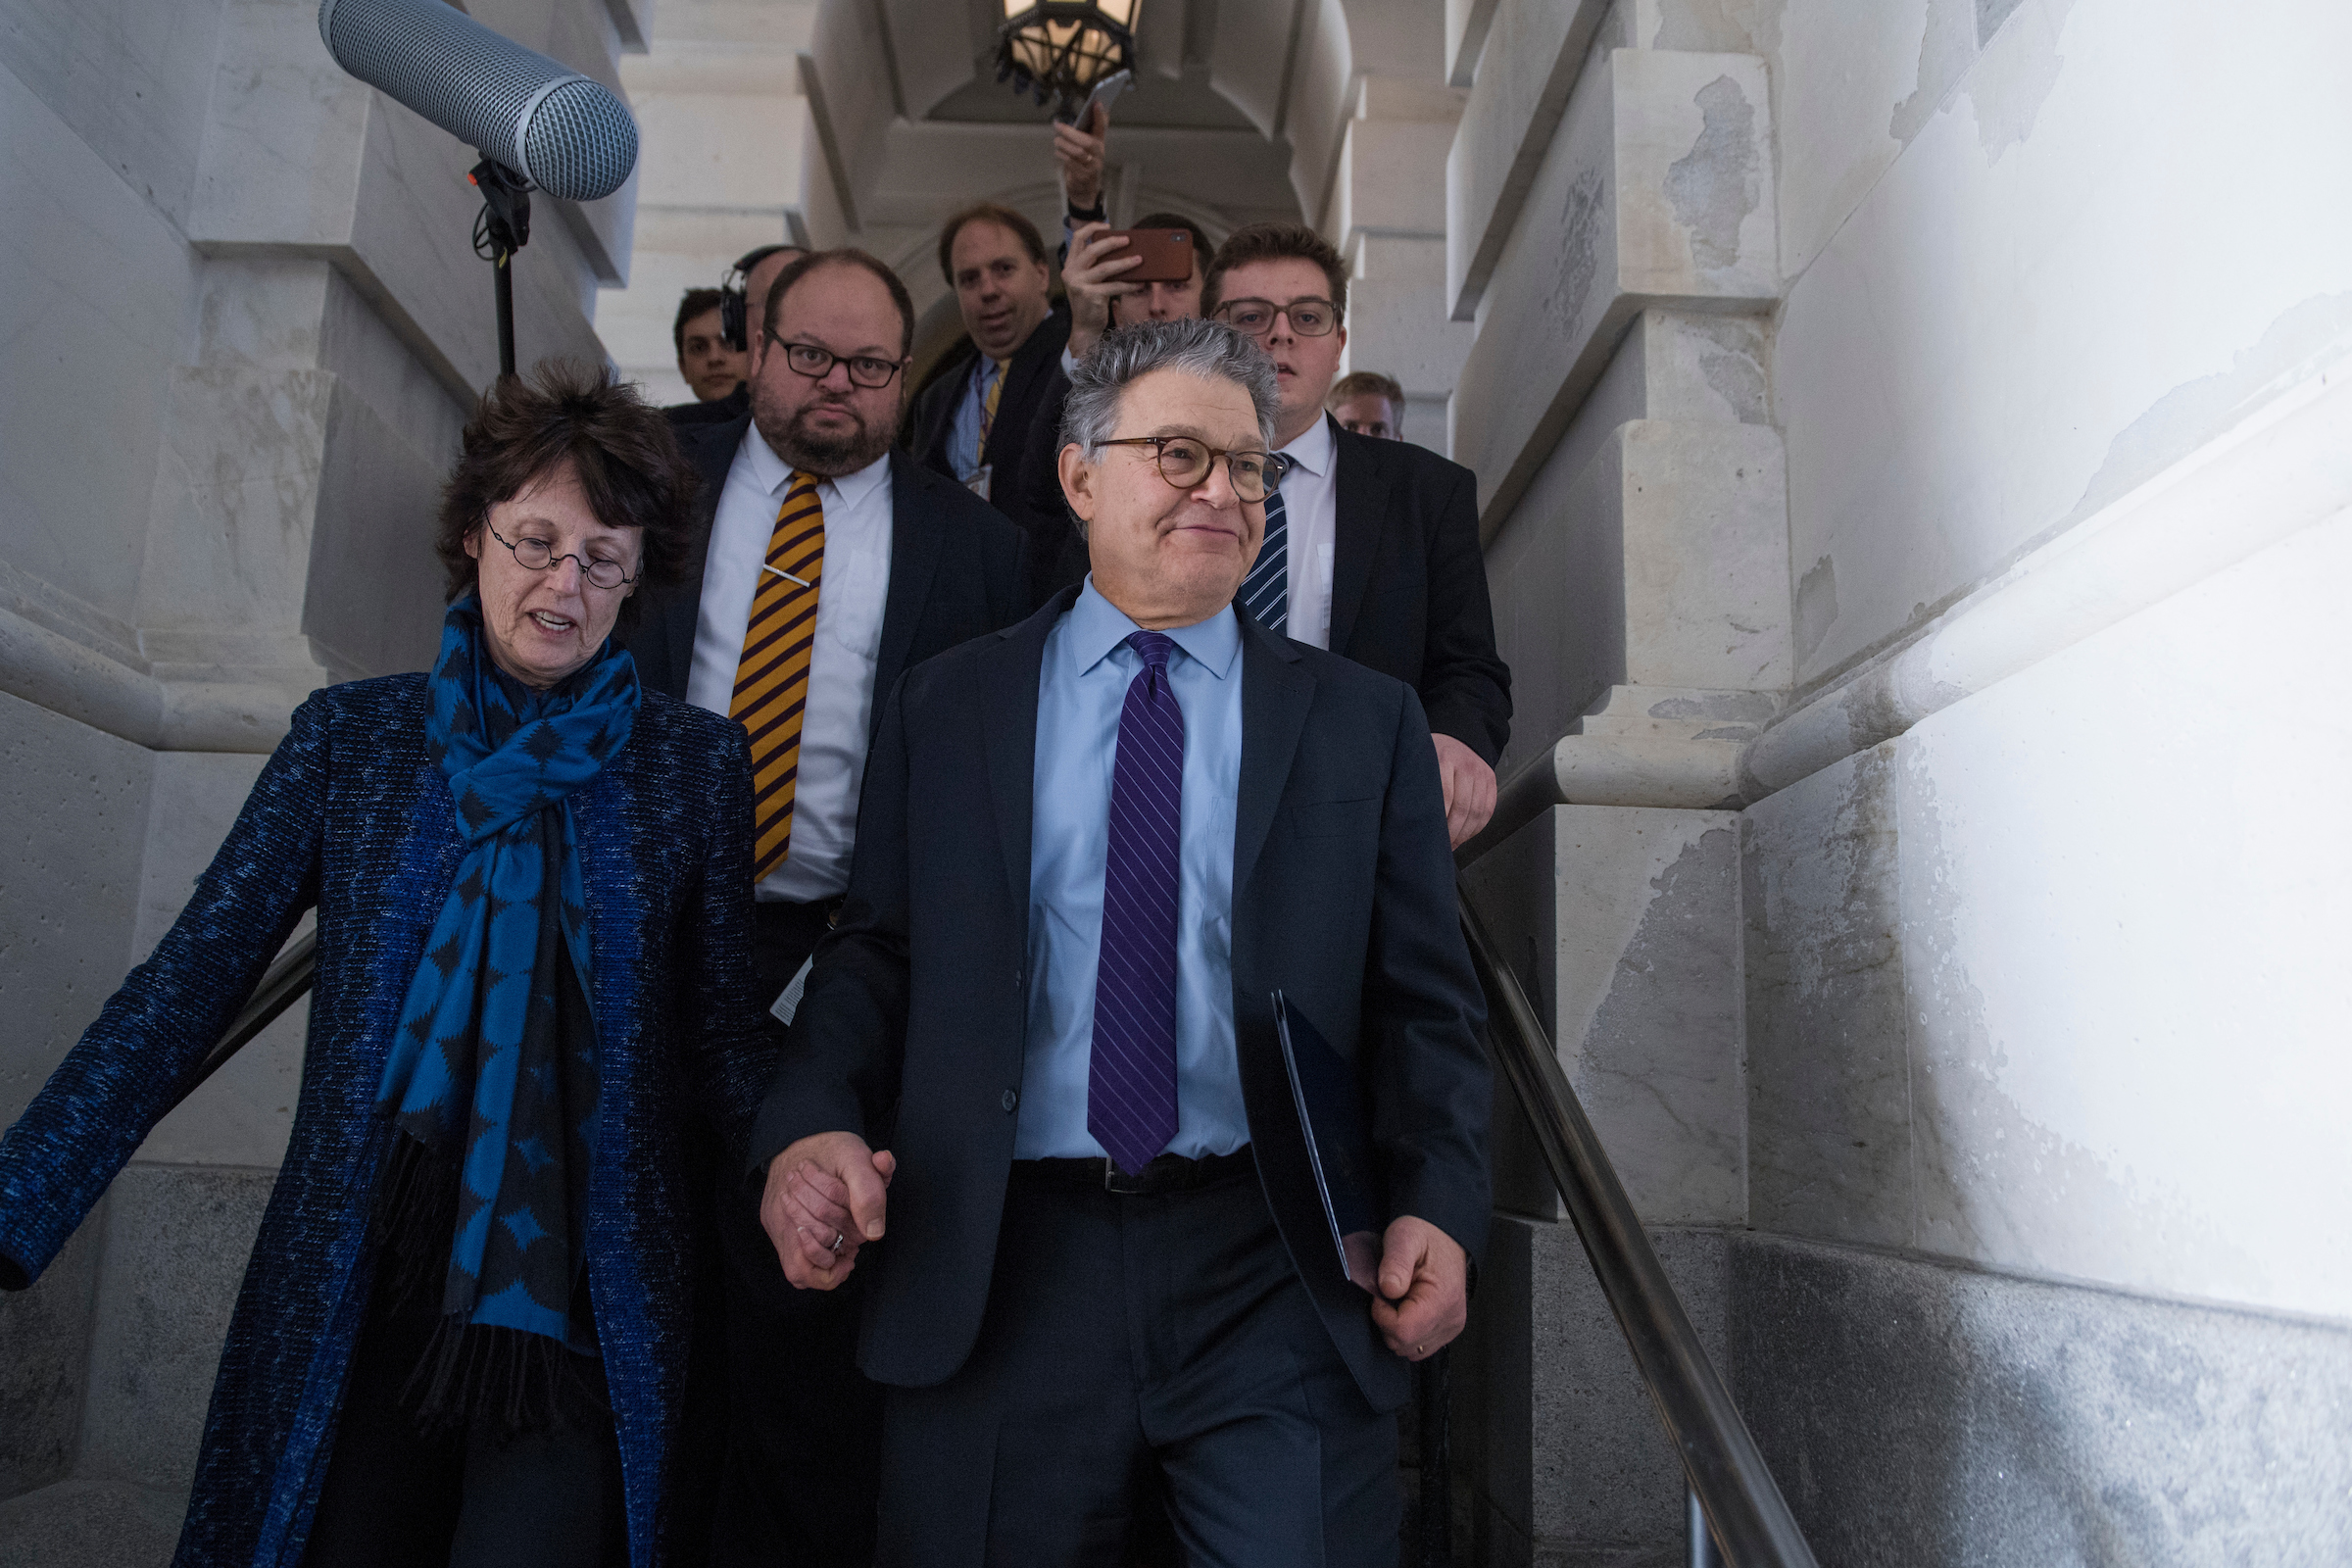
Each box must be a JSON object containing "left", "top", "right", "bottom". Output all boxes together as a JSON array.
[
  {"left": 1016, "top": 579, "right": 1250, "bottom": 1160},
  {"left": 946, "top": 356, "right": 1003, "bottom": 486}
]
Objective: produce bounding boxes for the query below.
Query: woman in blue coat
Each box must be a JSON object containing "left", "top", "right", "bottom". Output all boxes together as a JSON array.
[{"left": 0, "top": 364, "right": 773, "bottom": 1566}]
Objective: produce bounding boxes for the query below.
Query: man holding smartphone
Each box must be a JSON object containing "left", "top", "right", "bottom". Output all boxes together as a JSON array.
[{"left": 1015, "top": 207, "right": 1214, "bottom": 604}]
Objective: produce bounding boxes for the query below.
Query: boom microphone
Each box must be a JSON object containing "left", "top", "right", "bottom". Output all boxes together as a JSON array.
[{"left": 318, "top": 0, "right": 638, "bottom": 203}]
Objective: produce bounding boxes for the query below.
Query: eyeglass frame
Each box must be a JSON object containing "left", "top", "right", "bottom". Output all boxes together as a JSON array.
[
  {"left": 482, "top": 521, "right": 640, "bottom": 591},
  {"left": 1210, "top": 296, "right": 1345, "bottom": 339},
  {"left": 1093, "top": 435, "right": 1293, "bottom": 503},
  {"left": 761, "top": 329, "right": 909, "bottom": 389}
]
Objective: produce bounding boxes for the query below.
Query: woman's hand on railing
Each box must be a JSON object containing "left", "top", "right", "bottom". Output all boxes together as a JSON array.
[{"left": 1370, "top": 1215, "right": 1468, "bottom": 1362}]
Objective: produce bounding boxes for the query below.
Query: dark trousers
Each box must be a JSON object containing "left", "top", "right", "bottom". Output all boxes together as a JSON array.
[
  {"left": 710, "top": 898, "right": 887, "bottom": 1567},
  {"left": 875, "top": 1159, "right": 1400, "bottom": 1568},
  {"left": 303, "top": 1288, "right": 626, "bottom": 1567}
]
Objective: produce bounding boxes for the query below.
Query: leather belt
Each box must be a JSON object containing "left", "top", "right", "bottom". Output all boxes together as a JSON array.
[{"left": 1016, "top": 1147, "right": 1255, "bottom": 1196}]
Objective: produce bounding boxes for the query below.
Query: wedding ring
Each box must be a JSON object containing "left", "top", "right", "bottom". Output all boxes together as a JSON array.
[{"left": 829, "top": 1229, "right": 845, "bottom": 1253}]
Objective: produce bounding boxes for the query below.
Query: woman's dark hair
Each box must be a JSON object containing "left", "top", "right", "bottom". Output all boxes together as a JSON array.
[{"left": 434, "top": 362, "right": 699, "bottom": 628}]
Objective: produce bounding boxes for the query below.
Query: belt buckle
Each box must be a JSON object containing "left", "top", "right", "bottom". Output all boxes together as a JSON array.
[{"left": 1102, "top": 1157, "right": 1151, "bottom": 1196}]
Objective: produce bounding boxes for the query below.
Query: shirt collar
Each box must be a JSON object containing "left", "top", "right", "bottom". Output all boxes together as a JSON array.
[
  {"left": 1068, "top": 577, "right": 1243, "bottom": 681},
  {"left": 738, "top": 421, "right": 890, "bottom": 506},
  {"left": 1275, "top": 410, "right": 1336, "bottom": 477}
]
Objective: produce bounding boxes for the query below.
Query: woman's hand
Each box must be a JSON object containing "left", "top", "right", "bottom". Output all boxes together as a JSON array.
[{"left": 760, "top": 1131, "right": 896, "bottom": 1291}]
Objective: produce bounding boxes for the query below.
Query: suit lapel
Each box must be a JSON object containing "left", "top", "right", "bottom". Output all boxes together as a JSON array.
[
  {"left": 982, "top": 591, "right": 1073, "bottom": 915},
  {"left": 1325, "top": 416, "right": 1387, "bottom": 657},
  {"left": 1234, "top": 613, "right": 1315, "bottom": 897},
  {"left": 872, "top": 454, "right": 945, "bottom": 734}
]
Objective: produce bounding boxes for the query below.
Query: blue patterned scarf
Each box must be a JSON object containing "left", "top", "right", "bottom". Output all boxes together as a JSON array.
[{"left": 375, "top": 595, "right": 639, "bottom": 1353}]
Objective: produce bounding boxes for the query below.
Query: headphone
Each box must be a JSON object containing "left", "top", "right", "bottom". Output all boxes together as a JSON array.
[{"left": 720, "top": 244, "right": 799, "bottom": 351}]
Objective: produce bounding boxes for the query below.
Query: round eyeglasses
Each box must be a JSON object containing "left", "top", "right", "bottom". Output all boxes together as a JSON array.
[
  {"left": 483, "top": 522, "right": 638, "bottom": 590},
  {"left": 1212, "top": 297, "right": 1342, "bottom": 338},
  {"left": 765, "top": 331, "right": 907, "bottom": 389},
  {"left": 1095, "top": 436, "right": 1291, "bottom": 504}
]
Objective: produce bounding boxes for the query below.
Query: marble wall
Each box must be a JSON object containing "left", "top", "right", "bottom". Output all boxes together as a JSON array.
[
  {"left": 1454, "top": 1222, "right": 2352, "bottom": 1568},
  {"left": 1446, "top": 0, "right": 2352, "bottom": 1560},
  {"left": 1767, "top": 0, "right": 2352, "bottom": 692},
  {"left": 1747, "top": 508, "right": 2352, "bottom": 1320},
  {"left": 1463, "top": 805, "right": 1746, "bottom": 1228}
]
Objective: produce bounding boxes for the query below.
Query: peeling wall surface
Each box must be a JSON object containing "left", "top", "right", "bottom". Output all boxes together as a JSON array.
[
  {"left": 1774, "top": 0, "right": 2352, "bottom": 689},
  {"left": 1450, "top": 0, "right": 2352, "bottom": 1557}
]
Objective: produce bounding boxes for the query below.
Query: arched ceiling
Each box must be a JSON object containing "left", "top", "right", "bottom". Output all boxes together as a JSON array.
[{"left": 603, "top": 0, "right": 1446, "bottom": 401}]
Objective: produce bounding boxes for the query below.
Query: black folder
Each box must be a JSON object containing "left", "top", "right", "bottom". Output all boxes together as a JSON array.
[{"left": 1272, "top": 991, "right": 1381, "bottom": 1293}]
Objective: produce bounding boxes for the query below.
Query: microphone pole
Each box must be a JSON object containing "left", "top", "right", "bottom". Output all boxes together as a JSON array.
[{"left": 468, "top": 159, "right": 531, "bottom": 380}]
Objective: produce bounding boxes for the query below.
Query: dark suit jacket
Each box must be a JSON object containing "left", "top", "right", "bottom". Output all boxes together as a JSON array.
[
  {"left": 751, "top": 589, "right": 1493, "bottom": 1412},
  {"left": 1022, "top": 409, "right": 1512, "bottom": 759},
  {"left": 620, "top": 413, "right": 1029, "bottom": 720},
  {"left": 664, "top": 381, "right": 750, "bottom": 427},
  {"left": 1012, "top": 361, "right": 1090, "bottom": 606},
  {"left": 902, "top": 305, "right": 1072, "bottom": 540},
  {"left": 1319, "top": 416, "right": 1512, "bottom": 765}
]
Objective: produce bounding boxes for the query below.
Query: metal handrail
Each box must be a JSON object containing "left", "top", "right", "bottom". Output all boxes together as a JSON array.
[
  {"left": 185, "top": 929, "right": 319, "bottom": 1095},
  {"left": 1457, "top": 886, "right": 1820, "bottom": 1568}
]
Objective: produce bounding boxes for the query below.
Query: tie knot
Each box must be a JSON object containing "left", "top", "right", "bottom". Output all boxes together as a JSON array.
[
  {"left": 1126, "top": 630, "right": 1176, "bottom": 672},
  {"left": 786, "top": 470, "right": 821, "bottom": 500}
]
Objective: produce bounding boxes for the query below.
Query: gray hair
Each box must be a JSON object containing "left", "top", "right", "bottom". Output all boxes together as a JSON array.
[{"left": 1057, "top": 318, "right": 1280, "bottom": 458}]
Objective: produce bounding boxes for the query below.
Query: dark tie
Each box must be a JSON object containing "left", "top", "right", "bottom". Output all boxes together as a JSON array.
[
  {"left": 1089, "top": 630, "right": 1184, "bottom": 1175},
  {"left": 1237, "top": 485, "right": 1289, "bottom": 633}
]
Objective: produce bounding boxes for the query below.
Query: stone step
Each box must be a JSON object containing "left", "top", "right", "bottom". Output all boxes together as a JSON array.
[{"left": 0, "top": 1478, "right": 181, "bottom": 1568}]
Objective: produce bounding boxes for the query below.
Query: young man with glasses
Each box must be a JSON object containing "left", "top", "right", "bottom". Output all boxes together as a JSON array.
[
  {"left": 1204, "top": 223, "right": 1513, "bottom": 848},
  {"left": 618, "top": 248, "right": 1028, "bottom": 1567}
]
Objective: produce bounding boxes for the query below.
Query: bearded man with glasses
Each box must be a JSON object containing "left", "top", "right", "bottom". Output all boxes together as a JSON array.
[
  {"left": 617, "top": 247, "right": 1028, "bottom": 1566},
  {"left": 752, "top": 318, "right": 1492, "bottom": 1565},
  {"left": 1203, "top": 222, "right": 1513, "bottom": 851}
]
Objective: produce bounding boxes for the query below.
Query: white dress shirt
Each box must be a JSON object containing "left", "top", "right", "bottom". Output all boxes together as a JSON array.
[
  {"left": 685, "top": 424, "right": 894, "bottom": 903},
  {"left": 1273, "top": 414, "right": 1338, "bottom": 650}
]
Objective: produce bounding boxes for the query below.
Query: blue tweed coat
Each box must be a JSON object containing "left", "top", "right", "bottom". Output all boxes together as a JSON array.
[{"left": 0, "top": 674, "right": 774, "bottom": 1567}]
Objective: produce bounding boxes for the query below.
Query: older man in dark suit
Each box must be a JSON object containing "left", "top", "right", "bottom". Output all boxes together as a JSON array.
[
  {"left": 621, "top": 247, "right": 1027, "bottom": 1566},
  {"left": 754, "top": 318, "right": 1492, "bottom": 1565}
]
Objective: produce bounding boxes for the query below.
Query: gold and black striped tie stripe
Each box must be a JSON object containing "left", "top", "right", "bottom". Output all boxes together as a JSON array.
[{"left": 731, "top": 471, "right": 824, "bottom": 879}]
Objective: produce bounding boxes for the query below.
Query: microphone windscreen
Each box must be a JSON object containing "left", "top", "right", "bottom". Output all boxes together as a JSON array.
[{"left": 318, "top": 0, "right": 638, "bottom": 203}]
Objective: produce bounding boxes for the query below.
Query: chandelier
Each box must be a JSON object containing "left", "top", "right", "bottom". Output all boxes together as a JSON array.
[{"left": 995, "top": 0, "right": 1139, "bottom": 115}]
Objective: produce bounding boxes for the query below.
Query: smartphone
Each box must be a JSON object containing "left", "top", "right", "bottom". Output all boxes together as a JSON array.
[
  {"left": 1059, "top": 68, "right": 1133, "bottom": 128},
  {"left": 1102, "top": 227, "right": 1195, "bottom": 284}
]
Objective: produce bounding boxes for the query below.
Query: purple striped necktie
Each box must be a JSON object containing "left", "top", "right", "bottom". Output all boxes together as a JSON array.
[{"left": 1089, "top": 629, "right": 1184, "bottom": 1175}]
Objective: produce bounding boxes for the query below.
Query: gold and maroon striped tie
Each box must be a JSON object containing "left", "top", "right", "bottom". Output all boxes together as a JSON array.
[{"left": 731, "top": 471, "right": 824, "bottom": 879}]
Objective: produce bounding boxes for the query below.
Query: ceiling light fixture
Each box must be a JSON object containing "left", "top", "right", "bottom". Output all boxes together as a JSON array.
[{"left": 995, "top": 0, "right": 1139, "bottom": 116}]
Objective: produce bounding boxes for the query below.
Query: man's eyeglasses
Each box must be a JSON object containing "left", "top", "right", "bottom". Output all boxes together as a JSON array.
[
  {"left": 764, "top": 332, "right": 906, "bottom": 389},
  {"left": 1212, "top": 297, "right": 1342, "bottom": 338},
  {"left": 1095, "top": 436, "right": 1292, "bottom": 505},
  {"left": 484, "top": 522, "right": 637, "bottom": 590}
]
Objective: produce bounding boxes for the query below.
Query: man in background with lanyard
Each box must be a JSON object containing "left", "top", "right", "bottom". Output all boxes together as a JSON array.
[{"left": 904, "top": 203, "right": 1071, "bottom": 519}]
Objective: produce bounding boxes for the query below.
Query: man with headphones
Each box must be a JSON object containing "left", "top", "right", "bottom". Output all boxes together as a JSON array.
[{"left": 668, "top": 243, "right": 808, "bottom": 427}]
